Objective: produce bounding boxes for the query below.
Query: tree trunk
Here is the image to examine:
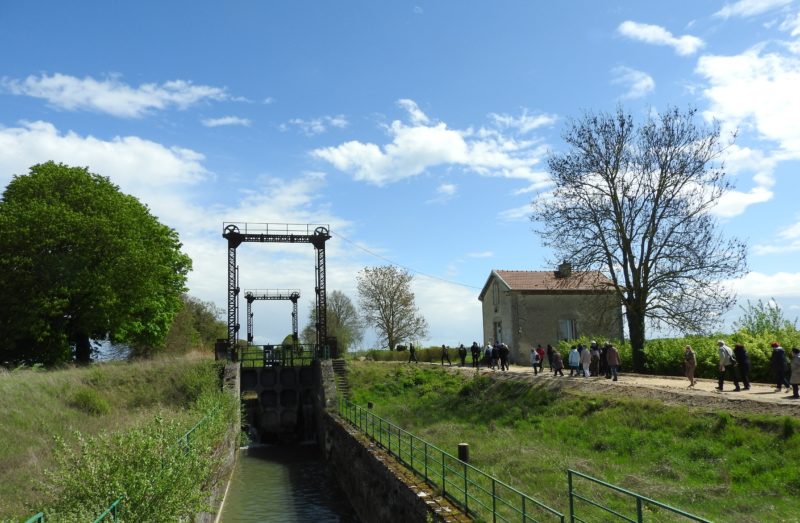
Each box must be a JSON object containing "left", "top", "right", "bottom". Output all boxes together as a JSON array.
[
  {"left": 626, "top": 309, "right": 646, "bottom": 372},
  {"left": 74, "top": 332, "right": 92, "bottom": 364}
]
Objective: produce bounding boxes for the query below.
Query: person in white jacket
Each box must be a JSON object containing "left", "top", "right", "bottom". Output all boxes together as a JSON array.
[
  {"left": 579, "top": 344, "right": 591, "bottom": 377},
  {"left": 716, "top": 340, "right": 741, "bottom": 392}
]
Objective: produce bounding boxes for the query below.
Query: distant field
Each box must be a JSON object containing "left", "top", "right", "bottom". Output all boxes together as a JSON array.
[
  {"left": 347, "top": 362, "right": 800, "bottom": 523},
  {"left": 0, "top": 355, "right": 223, "bottom": 520}
]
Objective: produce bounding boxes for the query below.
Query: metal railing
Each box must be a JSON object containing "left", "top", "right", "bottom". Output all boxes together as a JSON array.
[
  {"left": 339, "top": 398, "right": 565, "bottom": 523},
  {"left": 23, "top": 513, "right": 45, "bottom": 523},
  {"left": 91, "top": 497, "right": 123, "bottom": 523},
  {"left": 240, "top": 343, "right": 322, "bottom": 368},
  {"left": 567, "top": 470, "right": 712, "bottom": 523}
]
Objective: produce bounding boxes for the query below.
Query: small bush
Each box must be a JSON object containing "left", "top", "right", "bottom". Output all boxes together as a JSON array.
[{"left": 70, "top": 388, "right": 110, "bottom": 416}]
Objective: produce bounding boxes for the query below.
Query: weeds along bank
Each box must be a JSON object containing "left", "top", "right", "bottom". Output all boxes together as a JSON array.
[
  {"left": 348, "top": 362, "right": 800, "bottom": 523},
  {"left": 358, "top": 330, "right": 800, "bottom": 382},
  {"left": 0, "top": 356, "right": 238, "bottom": 521}
]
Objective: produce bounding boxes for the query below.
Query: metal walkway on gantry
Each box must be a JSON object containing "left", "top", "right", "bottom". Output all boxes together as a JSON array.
[{"left": 222, "top": 223, "right": 331, "bottom": 358}]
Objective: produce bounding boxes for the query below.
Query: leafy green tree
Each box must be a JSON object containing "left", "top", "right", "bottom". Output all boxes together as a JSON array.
[
  {"left": 733, "top": 298, "right": 798, "bottom": 336},
  {"left": 532, "top": 107, "right": 747, "bottom": 371},
  {"left": 0, "top": 162, "right": 191, "bottom": 365},
  {"left": 161, "top": 295, "right": 226, "bottom": 356},
  {"left": 356, "top": 266, "right": 428, "bottom": 350},
  {"left": 300, "top": 290, "right": 364, "bottom": 354}
]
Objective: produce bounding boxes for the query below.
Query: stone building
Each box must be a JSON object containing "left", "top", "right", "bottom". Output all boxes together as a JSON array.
[{"left": 478, "top": 263, "right": 623, "bottom": 364}]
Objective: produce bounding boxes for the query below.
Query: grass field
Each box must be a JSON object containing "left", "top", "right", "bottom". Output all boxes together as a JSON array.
[
  {"left": 0, "top": 354, "right": 227, "bottom": 520},
  {"left": 347, "top": 362, "right": 800, "bottom": 522}
]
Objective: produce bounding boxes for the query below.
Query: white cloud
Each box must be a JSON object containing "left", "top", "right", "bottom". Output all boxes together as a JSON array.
[
  {"left": 283, "top": 115, "right": 348, "bottom": 136},
  {"left": 2, "top": 73, "right": 230, "bottom": 118},
  {"left": 467, "top": 251, "right": 494, "bottom": 258},
  {"left": 712, "top": 145, "right": 777, "bottom": 217},
  {"left": 202, "top": 115, "right": 252, "bottom": 127},
  {"left": 617, "top": 20, "right": 705, "bottom": 56},
  {"left": 697, "top": 47, "right": 800, "bottom": 155},
  {"left": 611, "top": 66, "right": 656, "bottom": 99},
  {"left": 397, "top": 99, "right": 430, "bottom": 125},
  {"left": 263, "top": 96, "right": 275, "bottom": 104},
  {"left": 715, "top": 0, "right": 793, "bottom": 19},
  {"left": 753, "top": 218, "right": 800, "bottom": 254},
  {"left": 437, "top": 183, "right": 457, "bottom": 196},
  {"left": 489, "top": 109, "right": 557, "bottom": 134},
  {"left": 726, "top": 271, "right": 800, "bottom": 297},
  {"left": 312, "top": 100, "right": 552, "bottom": 191},
  {"left": 497, "top": 203, "right": 532, "bottom": 221}
]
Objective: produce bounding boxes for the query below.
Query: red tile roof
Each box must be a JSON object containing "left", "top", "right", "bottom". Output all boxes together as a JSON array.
[{"left": 479, "top": 269, "right": 615, "bottom": 300}]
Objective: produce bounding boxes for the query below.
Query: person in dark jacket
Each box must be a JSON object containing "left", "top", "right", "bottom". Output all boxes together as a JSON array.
[
  {"left": 770, "top": 341, "right": 791, "bottom": 392},
  {"left": 546, "top": 344, "right": 555, "bottom": 370},
  {"left": 408, "top": 343, "right": 418, "bottom": 363},
  {"left": 600, "top": 343, "right": 609, "bottom": 378},
  {"left": 733, "top": 343, "right": 751, "bottom": 390},
  {"left": 552, "top": 350, "right": 564, "bottom": 376},
  {"left": 441, "top": 344, "right": 452, "bottom": 366},
  {"left": 470, "top": 341, "right": 481, "bottom": 369},
  {"left": 457, "top": 344, "right": 467, "bottom": 366}
]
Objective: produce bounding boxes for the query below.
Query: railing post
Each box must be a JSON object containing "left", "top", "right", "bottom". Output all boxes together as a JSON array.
[
  {"left": 568, "top": 470, "right": 575, "bottom": 523},
  {"left": 379, "top": 418, "right": 383, "bottom": 447},
  {"left": 464, "top": 461, "right": 468, "bottom": 513},
  {"left": 522, "top": 494, "right": 526, "bottom": 523},
  {"left": 636, "top": 497, "right": 643, "bottom": 523},
  {"left": 410, "top": 433, "right": 414, "bottom": 471},
  {"left": 492, "top": 477, "right": 497, "bottom": 523},
  {"left": 424, "top": 441, "right": 428, "bottom": 482},
  {"left": 442, "top": 452, "right": 446, "bottom": 497}
]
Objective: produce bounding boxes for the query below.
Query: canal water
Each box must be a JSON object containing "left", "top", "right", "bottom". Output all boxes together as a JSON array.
[{"left": 219, "top": 444, "right": 359, "bottom": 523}]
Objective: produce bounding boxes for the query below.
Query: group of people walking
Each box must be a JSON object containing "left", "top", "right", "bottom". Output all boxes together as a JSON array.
[
  {"left": 684, "top": 340, "right": 800, "bottom": 398},
  {"left": 539, "top": 341, "right": 621, "bottom": 381}
]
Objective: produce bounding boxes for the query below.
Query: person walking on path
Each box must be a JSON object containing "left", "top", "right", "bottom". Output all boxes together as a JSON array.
[
  {"left": 770, "top": 341, "right": 791, "bottom": 392},
  {"left": 716, "top": 340, "right": 740, "bottom": 392},
  {"left": 579, "top": 344, "right": 591, "bottom": 377},
  {"left": 790, "top": 348, "right": 800, "bottom": 399},
  {"left": 498, "top": 342, "right": 510, "bottom": 371},
  {"left": 733, "top": 343, "right": 751, "bottom": 390},
  {"left": 471, "top": 342, "right": 481, "bottom": 369},
  {"left": 530, "top": 347, "right": 540, "bottom": 375},
  {"left": 606, "top": 344, "right": 620, "bottom": 381},
  {"left": 458, "top": 344, "right": 467, "bottom": 366},
  {"left": 684, "top": 345, "right": 697, "bottom": 388},
  {"left": 568, "top": 346, "right": 580, "bottom": 377},
  {"left": 408, "top": 343, "right": 418, "bottom": 363},
  {"left": 600, "top": 343, "right": 610, "bottom": 378},
  {"left": 536, "top": 344, "right": 545, "bottom": 374},
  {"left": 589, "top": 341, "right": 600, "bottom": 376},
  {"left": 546, "top": 344, "right": 555, "bottom": 370},
  {"left": 552, "top": 350, "right": 565, "bottom": 376},
  {"left": 441, "top": 344, "right": 452, "bottom": 366},
  {"left": 484, "top": 344, "right": 493, "bottom": 369}
]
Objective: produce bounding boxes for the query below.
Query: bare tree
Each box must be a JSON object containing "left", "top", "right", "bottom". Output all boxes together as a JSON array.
[
  {"left": 532, "top": 107, "right": 747, "bottom": 371},
  {"left": 356, "top": 266, "right": 429, "bottom": 350},
  {"left": 300, "top": 290, "right": 363, "bottom": 354}
]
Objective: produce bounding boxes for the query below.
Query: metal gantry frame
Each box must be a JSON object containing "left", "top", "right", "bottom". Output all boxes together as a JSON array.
[
  {"left": 244, "top": 289, "right": 300, "bottom": 344},
  {"left": 223, "top": 223, "right": 330, "bottom": 353}
]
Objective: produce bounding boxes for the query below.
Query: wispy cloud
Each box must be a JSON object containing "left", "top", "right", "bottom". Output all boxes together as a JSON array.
[
  {"left": 617, "top": 20, "right": 705, "bottom": 56},
  {"left": 263, "top": 96, "right": 275, "bottom": 104},
  {"left": 397, "top": 99, "right": 430, "bottom": 125},
  {"left": 426, "top": 182, "right": 458, "bottom": 204},
  {"left": 715, "top": 0, "right": 793, "bottom": 19},
  {"left": 489, "top": 109, "right": 557, "bottom": 134},
  {"left": 611, "top": 66, "right": 655, "bottom": 99},
  {"left": 282, "top": 115, "right": 348, "bottom": 136},
  {"left": 312, "top": 100, "right": 552, "bottom": 192},
  {"left": 202, "top": 115, "right": 251, "bottom": 127},
  {"left": 2, "top": 73, "right": 230, "bottom": 118},
  {"left": 467, "top": 251, "right": 493, "bottom": 258}
]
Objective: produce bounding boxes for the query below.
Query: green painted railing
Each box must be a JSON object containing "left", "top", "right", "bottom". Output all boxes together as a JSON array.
[
  {"left": 240, "top": 343, "right": 322, "bottom": 368},
  {"left": 24, "top": 409, "right": 218, "bottom": 522},
  {"left": 339, "top": 398, "right": 565, "bottom": 523},
  {"left": 567, "top": 470, "right": 712, "bottom": 523}
]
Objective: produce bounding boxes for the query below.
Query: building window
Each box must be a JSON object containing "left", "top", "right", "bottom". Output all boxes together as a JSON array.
[
  {"left": 558, "top": 319, "right": 577, "bottom": 341},
  {"left": 492, "top": 282, "right": 500, "bottom": 306},
  {"left": 493, "top": 321, "right": 503, "bottom": 344}
]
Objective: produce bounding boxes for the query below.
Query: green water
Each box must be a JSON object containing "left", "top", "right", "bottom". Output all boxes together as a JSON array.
[{"left": 219, "top": 444, "right": 359, "bottom": 523}]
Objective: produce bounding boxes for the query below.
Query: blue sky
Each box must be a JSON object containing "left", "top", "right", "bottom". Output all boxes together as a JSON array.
[{"left": 1, "top": 0, "right": 799, "bottom": 348}]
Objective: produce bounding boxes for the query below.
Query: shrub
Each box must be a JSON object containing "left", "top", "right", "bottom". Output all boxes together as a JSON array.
[{"left": 70, "top": 388, "right": 111, "bottom": 416}]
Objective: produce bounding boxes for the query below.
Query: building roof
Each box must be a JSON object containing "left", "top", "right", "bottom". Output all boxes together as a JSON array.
[{"left": 478, "top": 269, "right": 615, "bottom": 300}]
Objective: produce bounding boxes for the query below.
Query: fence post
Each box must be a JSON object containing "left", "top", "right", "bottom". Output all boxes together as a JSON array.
[
  {"left": 522, "top": 494, "right": 526, "bottom": 523},
  {"left": 492, "top": 477, "right": 497, "bottom": 523},
  {"left": 442, "top": 451, "right": 446, "bottom": 497},
  {"left": 636, "top": 497, "right": 643, "bottom": 523},
  {"left": 464, "top": 461, "right": 468, "bottom": 513},
  {"left": 568, "top": 471, "right": 575, "bottom": 523},
  {"left": 410, "top": 433, "right": 414, "bottom": 470},
  {"left": 424, "top": 441, "right": 429, "bottom": 482}
]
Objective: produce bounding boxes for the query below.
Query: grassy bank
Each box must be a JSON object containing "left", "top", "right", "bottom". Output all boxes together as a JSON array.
[
  {"left": 0, "top": 355, "right": 234, "bottom": 520},
  {"left": 348, "top": 362, "right": 799, "bottom": 522}
]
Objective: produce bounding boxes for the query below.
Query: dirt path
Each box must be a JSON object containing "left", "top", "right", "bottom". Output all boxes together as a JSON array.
[{"left": 430, "top": 362, "right": 800, "bottom": 418}]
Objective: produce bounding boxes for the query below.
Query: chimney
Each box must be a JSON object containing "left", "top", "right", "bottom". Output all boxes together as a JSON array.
[{"left": 557, "top": 261, "right": 572, "bottom": 278}]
